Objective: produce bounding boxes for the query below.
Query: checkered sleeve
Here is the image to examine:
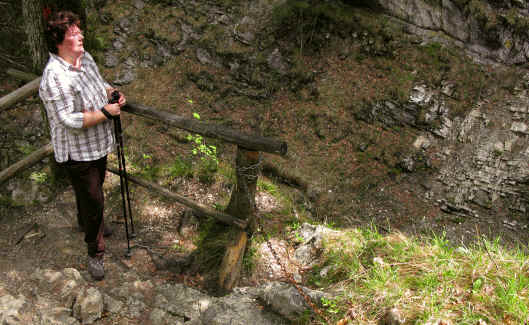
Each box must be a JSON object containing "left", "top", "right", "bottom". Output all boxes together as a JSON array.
[{"left": 43, "top": 71, "right": 84, "bottom": 129}]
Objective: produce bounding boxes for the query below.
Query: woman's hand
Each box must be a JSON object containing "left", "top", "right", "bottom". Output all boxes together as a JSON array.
[
  {"left": 104, "top": 103, "right": 121, "bottom": 116},
  {"left": 118, "top": 92, "right": 126, "bottom": 107}
]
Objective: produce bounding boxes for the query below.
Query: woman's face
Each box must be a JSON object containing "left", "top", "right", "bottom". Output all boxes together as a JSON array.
[{"left": 58, "top": 24, "right": 84, "bottom": 56}]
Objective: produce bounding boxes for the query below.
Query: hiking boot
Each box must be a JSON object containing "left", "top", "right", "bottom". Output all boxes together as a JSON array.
[
  {"left": 87, "top": 256, "right": 104, "bottom": 281},
  {"left": 103, "top": 223, "right": 113, "bottom": 237}
]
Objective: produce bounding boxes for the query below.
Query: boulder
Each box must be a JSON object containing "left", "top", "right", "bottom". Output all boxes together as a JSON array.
[
  {"left": 0, "top": 294, "right": 28, "bottom": 325},
  {"left": 198, "top": 288, "right": 285, "bottom": 325},
  {"left": 72, "top": 287, "right": 103, "bottom": 324},
  {"left": 256, "top": 281, "right": 328, "bottom": 321}
]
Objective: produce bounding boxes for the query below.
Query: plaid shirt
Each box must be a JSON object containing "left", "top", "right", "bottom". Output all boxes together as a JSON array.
[{"left": 39, "top": 52, "right": 115, "bottom": 163}]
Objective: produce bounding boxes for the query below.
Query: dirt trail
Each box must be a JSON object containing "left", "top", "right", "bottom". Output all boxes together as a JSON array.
[{"left": 0, "top": 178, "right": 189, "bottom": 322}]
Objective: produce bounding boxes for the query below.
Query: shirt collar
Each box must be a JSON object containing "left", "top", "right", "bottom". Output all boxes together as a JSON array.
[{"left": 49, "top": 52, "right": 85, "bottom": 72}]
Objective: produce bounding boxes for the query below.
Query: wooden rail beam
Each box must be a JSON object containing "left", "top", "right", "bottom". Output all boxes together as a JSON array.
[
  {"left": 107, "top": 167, "right": 247, "bottom": 229},
  {"left": 0, "top": 77, "right": 41, "bottom": 111},
  {"left": 123, "top": 102, "right": 287, "bottom": 156},
  {"left": 0, "top": 143, "right": 53, "bottom": 184},
  {"left": 6, "top": 68, "right": 38, "bottom": 83}
]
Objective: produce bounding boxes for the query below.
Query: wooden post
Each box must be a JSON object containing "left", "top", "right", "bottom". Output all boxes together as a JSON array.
[
  {"left": 218, "top": 147, "right": 260, "bottom": 291},
  {"left": 225, "top": 148, "right": 260, "bottom": 232}
]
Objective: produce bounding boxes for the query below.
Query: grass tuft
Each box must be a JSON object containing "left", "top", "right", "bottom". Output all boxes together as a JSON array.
[{"left": 305, "top": 227, "right": 529, "bottom": 324}]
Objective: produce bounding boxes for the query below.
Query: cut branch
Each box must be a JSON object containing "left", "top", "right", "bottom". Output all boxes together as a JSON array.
[
  {"left": 262, "top": 160, "right": 309, "bottom": 191},
  {"left": 106, "top": 167, "right": 247, "bottom": 229},
  {"left": 0, "top": 143, "right": 53, "bottom": 184}
]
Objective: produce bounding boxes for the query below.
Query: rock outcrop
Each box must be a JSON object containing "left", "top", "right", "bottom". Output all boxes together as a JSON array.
[
  {"left": 367, "top": 79, "right": 529, "bottom": 221},
  {"left": 0, "top": 260, "right": 337, "bottom": 325},
  {"left": 376, "top": 0, "right": 529, "bottom": 65},
  {"left": 0, "top": 265, "right": 331, "bottom": 324}
]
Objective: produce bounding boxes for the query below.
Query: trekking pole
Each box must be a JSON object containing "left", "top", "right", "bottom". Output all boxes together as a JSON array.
[
  {"left": 114, "top": 116, "right": 136, "bottom": 237},
  {"left": 110, "top": 91, "right": 136, "bottom": 258}
]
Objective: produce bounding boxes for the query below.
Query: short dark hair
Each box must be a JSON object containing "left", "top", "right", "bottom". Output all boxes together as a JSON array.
[{"left": 45, "top": 11, "right": 80, "bottom": 54}]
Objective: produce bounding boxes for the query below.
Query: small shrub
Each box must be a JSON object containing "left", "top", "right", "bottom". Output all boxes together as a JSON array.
[
  {"left": 29, "top": 171, "right": 48, "bottom": 184},
  {"left": 197, "top": 157, "right": 218, "bottom": 184},
  {"left": 257, "top": 179, "right": 279, "bottom": 197},
  {"left": 168, "top": 158, "right": 193, "bottom": 178},
  {"left": 186, "top": 111, "right": 219, "bottom": 183}
]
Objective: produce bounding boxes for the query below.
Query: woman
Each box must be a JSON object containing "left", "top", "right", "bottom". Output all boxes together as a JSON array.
[{"left": 39, "top": 10, "right": 126, "bottom": 280}]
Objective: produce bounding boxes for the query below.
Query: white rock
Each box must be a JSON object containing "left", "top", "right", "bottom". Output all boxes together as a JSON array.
[{"left": 73, "top": 287, "right": 103, "bottom": 324}]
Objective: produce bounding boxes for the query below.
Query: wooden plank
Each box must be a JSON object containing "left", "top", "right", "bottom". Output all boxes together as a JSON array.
[
  {"left": 218, "top": 230, "right": 247, "bottom": 291},
  {"left": 0, "top": 77, "right": 41, "bottom": 110},
  {"left": 0, "top": 143, "right": 54, "bottom": 184},
  {"left": 106, "top": 167, "right": 247, "bottom": 229},
  {"left": 123, "top": 102, "right": 287, "bottom": 156}
]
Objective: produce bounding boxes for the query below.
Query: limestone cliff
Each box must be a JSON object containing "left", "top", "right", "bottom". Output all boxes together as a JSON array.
[{"left": 365, "top": 0, "right": 529, "bottom": 226}]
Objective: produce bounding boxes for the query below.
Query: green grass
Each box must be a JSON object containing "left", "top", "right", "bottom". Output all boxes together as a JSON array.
[
  {"left": 303, "top": 228, "right": 529, "bottom": 324},
  {"left": 257, "top": 179, "right": 280, "bottom": 197}
]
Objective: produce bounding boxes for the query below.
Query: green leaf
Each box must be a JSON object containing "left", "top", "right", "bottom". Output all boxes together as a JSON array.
[{"left": 473, "top": 278, "right": 484, "bottom": 292}]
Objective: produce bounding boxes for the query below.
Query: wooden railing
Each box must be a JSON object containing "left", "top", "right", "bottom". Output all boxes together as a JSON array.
[{"left": 1, "top": 68, "right": 288, "bottom": 290}]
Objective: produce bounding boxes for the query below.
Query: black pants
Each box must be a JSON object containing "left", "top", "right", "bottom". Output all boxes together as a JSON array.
[{"left": 61, "top": 156, "right": 107, "bottom": 258}]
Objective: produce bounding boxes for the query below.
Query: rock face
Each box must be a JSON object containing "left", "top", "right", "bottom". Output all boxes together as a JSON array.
[
  {"left": 257, "top": 282, "right": 328, "bottom": 321},
  {"left": 364, "top": 79, "right": 529, "bottom": 221},
  {"left": 377, "top": 0, "right": 529, "bottom": 65},
  {"left": 73, "top": 287, "right": 104, "bottom": 324},
  {"left": 433, "top": 86, "right": 529, "bottom": 216}
]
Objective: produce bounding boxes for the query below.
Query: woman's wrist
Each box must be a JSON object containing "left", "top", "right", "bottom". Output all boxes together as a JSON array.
[{"left": 101, "top": 106, "right": 113, "bottom": 120}]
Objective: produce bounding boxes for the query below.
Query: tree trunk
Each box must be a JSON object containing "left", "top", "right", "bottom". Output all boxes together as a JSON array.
[
  {"left": 22, "top": 0, "right": 48, "bottom": 75},
  {"left": 21, "top": 0, "right": 57, "bottom": 183}
]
